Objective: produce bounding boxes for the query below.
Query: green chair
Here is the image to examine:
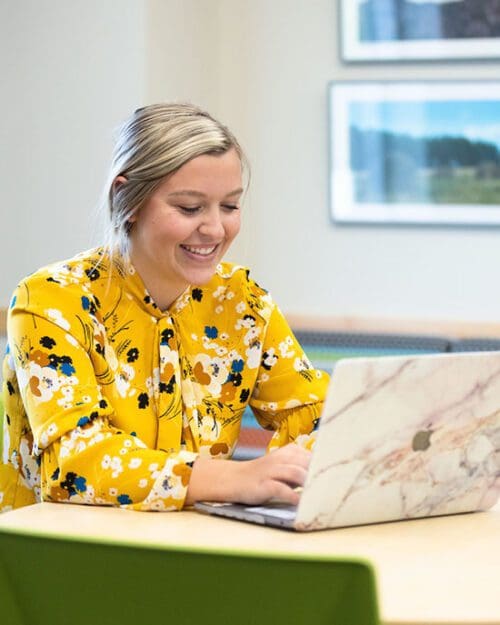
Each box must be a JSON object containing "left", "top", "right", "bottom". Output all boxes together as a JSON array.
[{"left": 0, "top": 527, "right": 380, "bottom": 625}]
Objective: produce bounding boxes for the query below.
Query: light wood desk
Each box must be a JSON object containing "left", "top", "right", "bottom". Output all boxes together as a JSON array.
[{"left": 0, "top": 502, "right": 499, "bottom": 625}]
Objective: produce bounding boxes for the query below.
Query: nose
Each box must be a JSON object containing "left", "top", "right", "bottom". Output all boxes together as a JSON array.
[{"left": 198, "top": 207, "right": 225, "bottom": 239}]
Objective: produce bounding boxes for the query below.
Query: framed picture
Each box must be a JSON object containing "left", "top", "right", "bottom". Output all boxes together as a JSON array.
[
  {"left": 340, "top": 0, "right": 500, "bottom": 61},
  {"left": 329, "top": 81, "right": 500, "bottom": 226}
]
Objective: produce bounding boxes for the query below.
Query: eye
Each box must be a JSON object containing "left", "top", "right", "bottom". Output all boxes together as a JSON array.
[
  {"left": 178, "top": 206, "right": 201, "bottom": 214},
  {"left": 222, "top": 204, "right": 240, "bottom": 212}
]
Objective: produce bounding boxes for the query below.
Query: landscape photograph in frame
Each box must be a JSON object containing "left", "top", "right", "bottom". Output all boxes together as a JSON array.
[
  {"left": 340, "top": 0, "right": 500, "bottom": 61},
  {"left": 329, "top": 81, "right": 500, "bottom": 225}
]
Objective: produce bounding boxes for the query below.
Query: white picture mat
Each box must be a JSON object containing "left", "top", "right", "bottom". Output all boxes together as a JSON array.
[
  {"left": 329, "top": 81, "right": 500, "bottom": 225},
  {"left": 341, "top": 1, "right": 500, "bottom": 61}
]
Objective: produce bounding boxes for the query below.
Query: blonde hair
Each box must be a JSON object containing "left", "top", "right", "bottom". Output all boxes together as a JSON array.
[{"left": 102, "top": 102, "right": 247, "bottom": 257}]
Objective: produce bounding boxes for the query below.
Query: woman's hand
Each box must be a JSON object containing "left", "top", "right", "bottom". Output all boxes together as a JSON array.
[{"left": 185, "top": 443, "right": 311, "bottom": 507}]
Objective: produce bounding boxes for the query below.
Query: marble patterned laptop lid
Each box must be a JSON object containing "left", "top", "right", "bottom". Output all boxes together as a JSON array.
[{"left": 296, "top": 351, "right": 500, "bottom": 531}]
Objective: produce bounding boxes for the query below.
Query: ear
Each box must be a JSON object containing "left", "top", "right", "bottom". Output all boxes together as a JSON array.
[
  {"left": 113, "top": 175, "right": 138, "bottom": 224},
  {"left": 112, "top": 175, "right": 128, "bottom": 193}
]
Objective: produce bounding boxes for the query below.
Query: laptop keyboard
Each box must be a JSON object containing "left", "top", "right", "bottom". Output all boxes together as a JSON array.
[{"left": 245, "top": 505, "right": 297, "bottom": 520}]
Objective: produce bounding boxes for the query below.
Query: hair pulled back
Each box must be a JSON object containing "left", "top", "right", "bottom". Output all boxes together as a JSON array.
[{"left": 103, "top": 102, "right": 245, "bottom": 256}]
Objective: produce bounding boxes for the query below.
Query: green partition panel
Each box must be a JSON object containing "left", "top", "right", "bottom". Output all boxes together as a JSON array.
[{"left": 0, "top": 529, "right": 380, "bottom": 625}]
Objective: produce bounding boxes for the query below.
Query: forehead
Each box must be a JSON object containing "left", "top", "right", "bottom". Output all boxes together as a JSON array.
[{"left": 158, "top": 148, "right": 242, "bottom": 195}]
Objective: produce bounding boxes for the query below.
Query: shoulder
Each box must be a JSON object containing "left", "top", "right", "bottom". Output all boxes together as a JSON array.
[
  {"left": 10, "top": 247, "right": 110, "bottom": 313},
  {"left": 211, "top": 262, "right": 275, "bottom": 323},
  {"left": 213, "top": 262, "right": 265, "bottom": 294}
]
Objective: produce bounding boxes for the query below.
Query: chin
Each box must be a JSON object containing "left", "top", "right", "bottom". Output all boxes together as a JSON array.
[{"left": 184, "top": 267, "right": 219, "bottom": 287}]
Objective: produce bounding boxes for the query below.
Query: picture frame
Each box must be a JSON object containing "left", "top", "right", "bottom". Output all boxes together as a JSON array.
[
  {"left": 340, "top": 0, "right": 500, "bottom": 62},
  {"left": 329, "top": 80, "right": 500, "bottom": 226}
]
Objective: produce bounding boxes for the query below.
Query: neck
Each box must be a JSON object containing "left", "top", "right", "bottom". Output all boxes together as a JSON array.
[{"left": 129, "top": 253, "right": 188, "bottom": 312}]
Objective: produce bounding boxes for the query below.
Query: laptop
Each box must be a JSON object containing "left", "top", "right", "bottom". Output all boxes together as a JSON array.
[{"left": 195, "top": 351, "right": 500, "bottom": 530}]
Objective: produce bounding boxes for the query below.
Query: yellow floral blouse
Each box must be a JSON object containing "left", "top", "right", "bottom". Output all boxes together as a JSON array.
[{"left": 0, "top": 248, "right": 329, "bottom": 513}]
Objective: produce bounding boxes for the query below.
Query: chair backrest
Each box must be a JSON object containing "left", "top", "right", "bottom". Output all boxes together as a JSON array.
[{"left": 0, "top": 528, "right": 380, "bottom": 625}]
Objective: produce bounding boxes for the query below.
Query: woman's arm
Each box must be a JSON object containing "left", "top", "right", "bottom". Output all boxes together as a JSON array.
[
  {"left": 5, "top": 285, "right": 199, "bottom": 511},
  {"left": 186, "top": 443, "right": 310, "bottom": 506},
  {"left": 249, "top": 304, "right": 330, "bottom": 448}
]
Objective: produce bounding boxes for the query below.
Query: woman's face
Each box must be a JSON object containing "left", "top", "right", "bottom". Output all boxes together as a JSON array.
[{"left": 128, "top": 148, "right": 243, "bottom": 310}]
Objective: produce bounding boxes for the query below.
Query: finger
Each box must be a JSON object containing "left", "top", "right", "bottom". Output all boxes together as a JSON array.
[
  {"left": 273, "top": 444, "right": 311, "bottom": 469},
  {"left": 269, "top": 464, "right": 308, "bottom": 488},
  {"left": 265, "top": 480, "right": 301, "bottom": 506}
]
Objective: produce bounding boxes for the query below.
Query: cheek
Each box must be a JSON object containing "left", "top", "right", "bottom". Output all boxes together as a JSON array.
[
  {"left": 149, "top": 213, "right": 192, "bottom": 242},
  {"left": 227, "top": 213, "right": 241, "bottom": 240}
]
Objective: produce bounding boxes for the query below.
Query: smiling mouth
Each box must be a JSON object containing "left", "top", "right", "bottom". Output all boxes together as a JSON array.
[{"left": 180, "top": 244, "right": 219, "bottom": 257}]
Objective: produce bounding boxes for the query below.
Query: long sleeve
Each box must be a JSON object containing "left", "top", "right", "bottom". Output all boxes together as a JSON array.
[
  {"left": 3, "top": 279, "right": 197, "bottom": 512},
  {"left": 249, "top": 304, "right": 330, "bottom": 450}
]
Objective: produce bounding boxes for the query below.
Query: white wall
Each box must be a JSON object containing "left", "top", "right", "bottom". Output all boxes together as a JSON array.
[
  {"left": 0, "top": 0, "right": 221, "bottom": 306},
  {"left": 217, "top": 0, "right": 500, "bottom": 323},
  {"left": 0, "top": 0, "right": 147, "bottom": 303},
  {"left": 2, "top": 0, "right": 500, "bottom": 324}
]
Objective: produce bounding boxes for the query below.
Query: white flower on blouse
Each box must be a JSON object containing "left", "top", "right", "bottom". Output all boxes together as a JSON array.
[
  {"left": 115, "top": 363, "right": 135, "bottom": 398},
  {"left": 294, "top": 357, "right": 311, "bottom": 372},
  {"left": 110, "top": 456, "right": 124, "bottom": 478},
  {"left": 262, "top": 348, "right": 278, "bottom": 370},
  {"left": 46, "top": 309, "right": 71, "bottom": 331},
  {"left": 40, "top": 423, "right": 60, "bottom": 448},
  {"left": 199, "top": 416, "right": 221, "bottom": 442},
  {"left": 245, "top": 344, "right": 261, "bottom": 369},
  {"left": 57, "top": 384, "right": 75, "bottom": 409},
  {"left": 212, "top": 286, "right": 226, "bottom": 301},
  {"left": 244, "top": 326, "right": 261, "bottom": 346},
  {"left": 235, "top": 316, "right": 255, "bottom": 330},
  {"left": 279, "top": 337, "right": 295, "bottom": 358},
  {"left": 27, "top": 362, "right": 61, "bottom": 403}
]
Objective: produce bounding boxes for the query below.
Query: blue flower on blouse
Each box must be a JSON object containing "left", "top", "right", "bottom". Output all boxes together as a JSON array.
[
  {"left": 81, "top": 296, "right": 90, "bottom": 310},
  {"left": 9, "top": 295, "right": 16, "bottom": 309},
  {"left": 74, "top": 476, "right": 87, "bottom": 492},
  {"left": 204, "top": 326, "right": 218, "bottom": 339},
  {"left": 231, "top": 359, "right": 244, "bottom": 372},
  {"left": 77, "top": 416, "right": 90, "bottom": 427},
  {"left": 117, "top": 494, "right": 132, "bottom": 505},
  {"left": 60, "top": 362, "right": 76, "bottom": 376}
]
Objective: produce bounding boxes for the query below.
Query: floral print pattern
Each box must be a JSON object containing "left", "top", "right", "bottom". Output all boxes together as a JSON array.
[{"left": 0, "top": 248, "right": 328, "bottom": 512}]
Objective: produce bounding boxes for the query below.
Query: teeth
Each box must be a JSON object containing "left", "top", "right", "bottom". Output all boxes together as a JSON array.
[{"left": 182, "top": 244, "right": 217, "bottom": 256}]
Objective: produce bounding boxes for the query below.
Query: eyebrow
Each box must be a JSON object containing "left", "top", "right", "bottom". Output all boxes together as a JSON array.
[{"left": 167, "top": 188, "right": 244, "bottom": 199}]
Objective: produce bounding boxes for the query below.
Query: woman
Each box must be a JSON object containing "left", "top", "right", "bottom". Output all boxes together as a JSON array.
[{"left": 0, "top": 103, "right": 329, "bottom": 512}]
